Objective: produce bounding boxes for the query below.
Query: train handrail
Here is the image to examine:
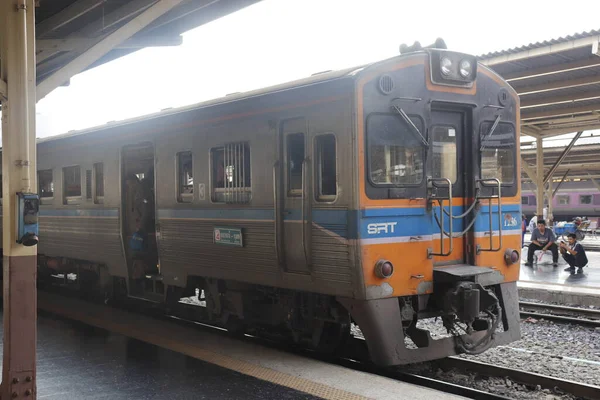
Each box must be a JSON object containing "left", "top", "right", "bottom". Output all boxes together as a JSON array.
[
  {"left": 428, "top": 177, "right": 453, "bottom": 257},
  {"left": 476, "top": 178, "right": 503, "bottom": 253},
  {"left": 301, "top": 158, "right": 312, "bottom": 271},
  {"left": 272, "top": 161, "right": 282, "bottom": 266}
]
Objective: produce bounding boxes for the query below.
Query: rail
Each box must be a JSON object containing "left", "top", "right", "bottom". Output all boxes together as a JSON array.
[
  {"left": 428, "top": 177, "right": 454, "bottom": 257},
  {"left": 476, "top": 178, "right": 503, "bottom": 253}
]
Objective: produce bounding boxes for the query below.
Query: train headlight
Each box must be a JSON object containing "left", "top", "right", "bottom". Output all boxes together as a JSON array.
[
  {"left": 429, "top": 50, "right": 477, "bottom": 87},
  {"left": 440, "top": 57, "right": 452, "bottom": 76},
  {"left": 504, "top": 249, "right": 519, "bottom": 265},
  {"left": 459, "top": 59, "right": 472, "bottom": 78},
  {"left": 375, "top": 260, "right": 394, "bottom": 279}
]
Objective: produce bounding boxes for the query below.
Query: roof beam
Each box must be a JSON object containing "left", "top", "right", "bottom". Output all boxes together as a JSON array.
[
  {"left": 502, "top": 57, "right": 600, "bottom": 81},
  {"left": 525, "top": 123, "right": 600, "bottom": 138},
  {"left": 36, "top": 0, "right": 105, "bottom": 37},
  {"left": 552, "top": 170, "right": 570, "bottom": 198},
  {"left": 79, "top": 0, "right": 158, "bottom": 36},
  {"left": 522, "top": 102, "right": 600, "bottom": 120},
  {"left": 521, "top": 126, "right": 542, "bottom": 137},
  {"left": 36, "top": 35, "right": 183, "bottom": 52},
  {"left": 587, "top": 172, "right": 600, "bottom": 192},
  {"left": 521, "top": 161, "right": 538, "bottom": 184},
  {"left": 37, "top": 0, "right": 185, "bottom": 102},
  {"left": 543, "top": 131, "right": 583, "bottom": 184},
  {"left": 521, "top": 89, "right": 600, "bottom": 108},
  {"left": 514, "top": 75, "right": 600, "bottom": 95},
  {"left": 522, "top": 114, "right": 600, "bottom": 126},
  {"left": 481, "top": 35, "right": 600, "bottom": 67}
]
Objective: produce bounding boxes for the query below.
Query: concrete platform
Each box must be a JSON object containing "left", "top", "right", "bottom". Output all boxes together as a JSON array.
[
  {"left": 518, "top": 235, "right": 600, "bottom": 306},
  {"left": 3, "top": 292, "right": 466, "bottom": 400}
]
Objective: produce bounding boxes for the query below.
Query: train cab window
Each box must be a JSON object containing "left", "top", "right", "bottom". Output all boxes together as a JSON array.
[
  {"left": 367, "top": 114, "right": 424, "bottom": 186},
  {"left": 287, "top": 133, "right": 305, "bottom": 195},
  {"left": 63, "top": 165, "right": 81, "bottom": 204},
  {"left": 211, "top": 142, "right": 251, "bottom": 203},
  {"left": 39, "top": 169, "right": 54, "bottom": 204},
  {"left": 580, "top": 195, "right": 592, "bottom": 205},
  {"left": 315, "top": 134, "right": 337, "bottom": 200},
  {"left": 431, "top": 126, "right": 457, "bottom": 183},
  {"left": 480, "top": 122, "right": 515, "bottom": 184},
  {"left": 177, "top": 152, "right": 193, "bottom": 203},
  {"left": 558, "top": 195, "right": 570, "bottom": 205},
  {"left": 94, "top": 163, "right": 104, "bottom": 204}
]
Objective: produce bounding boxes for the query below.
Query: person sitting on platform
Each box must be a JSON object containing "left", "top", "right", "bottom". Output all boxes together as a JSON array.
[
  {"left": 560, "top": 233, "right": 588, "bottom": 274},
  {"left": 525, "top": 219, "right": 558, "bottom": 267}
]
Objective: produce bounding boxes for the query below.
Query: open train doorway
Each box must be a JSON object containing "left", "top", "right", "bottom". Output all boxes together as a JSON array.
[{"left": 121, "top": 143, "right": 160, "bottom": 299}]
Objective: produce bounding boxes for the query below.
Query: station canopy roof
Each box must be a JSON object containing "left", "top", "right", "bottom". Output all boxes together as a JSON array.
[
  {"left": 2, "top": 0, "right": 259, "bottom": 89},
  {"left": 479, "top": 30, "right": 600, "bottom": 181}
]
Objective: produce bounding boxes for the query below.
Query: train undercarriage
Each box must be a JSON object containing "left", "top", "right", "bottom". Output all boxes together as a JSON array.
[{"left": 34, "top": 255, "right": 520, "bottom": 366}]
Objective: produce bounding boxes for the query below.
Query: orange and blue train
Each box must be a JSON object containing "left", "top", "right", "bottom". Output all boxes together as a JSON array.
[{"left": 20, "top": 40, "right": 521, "bottom": 365}]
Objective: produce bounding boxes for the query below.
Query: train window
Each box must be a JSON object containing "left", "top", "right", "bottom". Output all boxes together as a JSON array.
[
  {"left": 211, "top": 142, "right": 251, "bottom": 203},
  {"left": 480, "top": 122, "right": 515, "bottom": 184},
  {"left": 63, "top": 165, "right": 81, "bottom": 204},
  {"left": 557, "top": 195, "right": 570, "bottom": 205},
  {"left": 521, "top": 196, "right": 529, "bottom": 205},
  {"left": 94, "top": 163, "right": 104, "bottom": 204},
  {"left": 177, "top": 152, "right": 193, "bottom": 203},
  {"left": 315, "top": 134, "right": 337, "bottom": 200},
  {"left": 85, "top": 170, "right": 92, "bottom": 200},
  {"left": 431, "top": 126, "right": 457, "bottom": 183},
  {"left": 580, "top": 195, "right": 592, "bottom": 205},
  {"left": 367, "top": 114, "right": 424, "bottom": 186},
  {"left": 287, "top": 133, "right": 305, "bottom": 195},
  {"left": 38, "top": 169, "right": 54, "bottom": 204},
  {"left": 529, "top": 195, "right": 536, "bottom": 206},
  {"left": 594, "top": 194, "right": 600, "bottom": 205}
]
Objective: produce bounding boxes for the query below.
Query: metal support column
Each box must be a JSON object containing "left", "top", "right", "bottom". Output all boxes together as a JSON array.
[
  {"left": 546, "top": 178, "right": 553, "bottom": 225},
  {"left": 536, "top": 137, "right": 544, "bottom": 218},
  {"left": 0, "top": 0, "right": 37, "bottom": 399}
]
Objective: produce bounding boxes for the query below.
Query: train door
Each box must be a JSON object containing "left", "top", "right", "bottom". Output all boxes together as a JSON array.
[
  {"left": 429, "top": 109, "right": 470, "bottom": 265},
  {"left": 280, "top": 118, "right": 311, "bottom": 274},
  {"left": 121, "top": 143, "right": 159, "bottom": 294}
]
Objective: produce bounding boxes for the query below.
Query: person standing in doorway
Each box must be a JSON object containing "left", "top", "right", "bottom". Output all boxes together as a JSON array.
[{"left": 525, "top": 219, "right": 558, "bottom": 267}]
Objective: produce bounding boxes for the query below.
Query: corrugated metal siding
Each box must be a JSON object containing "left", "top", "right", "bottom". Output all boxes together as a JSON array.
[
  {"left": 38, "top": 216, "right": 124, "bottom": 275},
  {"left": 158, "top": 219, "right": 279, "bottom": 276},
  {"left": 311, "top": 224, "right": 352, "bottom": 286}
]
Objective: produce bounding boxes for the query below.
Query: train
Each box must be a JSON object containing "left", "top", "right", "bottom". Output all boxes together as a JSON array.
[
  {"left": 0, "top": 40, "right": 522, "bottom": 366},
  {"left": 522, "top": 180, "right": 600, "bottom": 222}
]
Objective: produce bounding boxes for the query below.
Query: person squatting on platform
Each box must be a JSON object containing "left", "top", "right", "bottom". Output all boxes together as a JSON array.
[
  {"left": 525, "top": 219, "right": 558, "bottom": 267},
  {"left": 560, "top": 233, "right": 588, "bottom": 274}
]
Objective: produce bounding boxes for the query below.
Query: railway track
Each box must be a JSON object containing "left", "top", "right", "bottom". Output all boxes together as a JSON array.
[
  {"left": 31, "top": 289, "right": 600, "bottom": 399},
  {"left": 519, "top": 301, "right": 600, "bottom": 327},
  {"left": 441, "top": 356, "right": 600, "bottom": 400}
]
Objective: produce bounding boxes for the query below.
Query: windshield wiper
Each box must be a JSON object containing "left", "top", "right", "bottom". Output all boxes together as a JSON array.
[
  {"left": 480, "top": 114, "right": 501, "bottom": 152},
  {"left": 392, "top": 105, "right": 429, "bottom": 148}
]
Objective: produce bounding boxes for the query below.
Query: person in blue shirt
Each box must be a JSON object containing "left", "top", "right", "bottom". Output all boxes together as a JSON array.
[
  {"left": 560, "top": 233, "right": 588, "bottom": 273},
  {"left": 525, "top": 219, "right": 558, "bottom": 267}
]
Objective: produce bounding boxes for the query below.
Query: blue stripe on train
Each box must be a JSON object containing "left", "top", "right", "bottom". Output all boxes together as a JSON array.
[{"left": 36, "top": 204, "right": 520, "bottom": 240}]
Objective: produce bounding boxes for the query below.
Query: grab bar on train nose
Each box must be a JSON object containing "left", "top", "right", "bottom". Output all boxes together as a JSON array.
[
  {"left": 428, "top": 177, "right": 453, "bottom": 257},
  {"left": 476, "top": 178, "right": 503, "bottom": 253}
]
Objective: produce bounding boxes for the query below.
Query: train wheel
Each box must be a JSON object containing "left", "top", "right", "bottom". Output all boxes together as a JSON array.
[{"left": 312, "top": 321, "right": 350, "bottom": 354}]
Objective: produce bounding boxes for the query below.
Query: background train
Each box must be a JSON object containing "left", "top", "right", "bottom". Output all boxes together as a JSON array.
[
  {"left": 522, "top": 180, "right": 600, "bottom": 222},
  {"left": 0, "top": 42, "right": 522, "bottom": 366}
]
